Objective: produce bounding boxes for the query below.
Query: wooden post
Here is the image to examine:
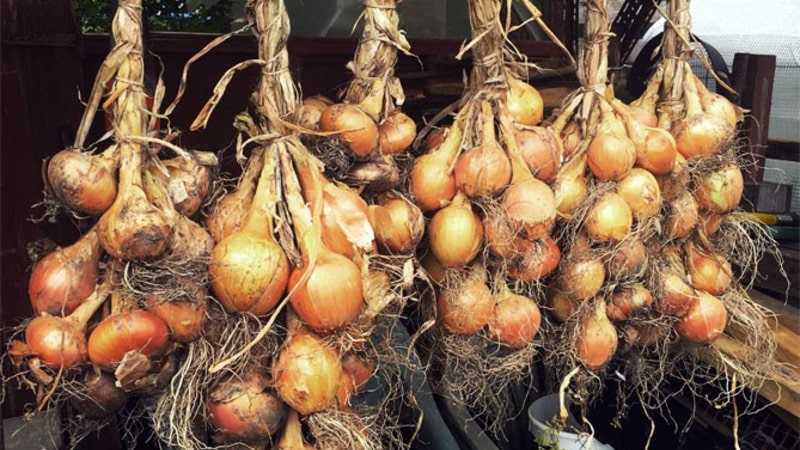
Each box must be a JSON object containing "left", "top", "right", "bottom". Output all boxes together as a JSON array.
[{"left": 732, "top": 53, "right": 776, "bottom": 183}]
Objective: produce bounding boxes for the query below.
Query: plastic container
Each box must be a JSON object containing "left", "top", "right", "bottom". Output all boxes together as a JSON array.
[{"left": 528, "top": 394, "right": 615, "bottom": 450}]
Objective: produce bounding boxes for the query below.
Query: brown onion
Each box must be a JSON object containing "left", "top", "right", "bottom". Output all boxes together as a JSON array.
[
  {"left": 675, "top": 290, "right": 727, "bottom": 344},
  {"left": 299, "top": 95, "right": 333, "bottom": 130},
  {"left": 205, "top": 150, "right": 261, "bottom": 242},
  {"left": 699, "top": 212, "right": 723, "bottom": 235},
  {"left": 506, "top": 78, "right": 544, "bottom": 126},
  {"left": 428, "top": 192, "right": 483, "bottom": 267},
  {"left": 666, "top": 189, "right": 699, "bottom": 239},
  {"left": 656, "top": 269, "right": 696, "bottom": 317},
  {"left": 484, "top": 215, "right": 518, "bottom": 258},
  {"left": 516, "top": 126, "right": 563, "bottom": 183},
  {"left": 548, "top": 288, "right": 578, "bottom": 322},
  {"left": 25, "top": 282, "right": 110, "bottom": 369},
  {"left": 606, "top": 284, "right": 653, "bottom": 322},
  {"left": 146, "top": 294, "right": 207, "bottom": 343},
  {"left": 369, "top": 197, "right": 424, "bottom": 253},
  {"left": 610, "top": 98, "right": 676, "bottom": 175},
  {"left": 559, "top": 252, "right": 605, "bottom": 301},
  {"left": 553, "top": 154, "right": 588, "bottom": 217},
  {"left": 616, "top": 168, "right": 662, "bottom": 220},
  {"left": 587, "top": 107, "right": 636, "bottom": 181},
  {"left": 607, "top": 237, "right": 647, "bottom": 280},
  {"left": 420, "top": 251, "right": 446, "bottom": 285},
  {"left": 489, "top": 285, "right": 541, "bottom": 348},
  {"left": 507, "top": 236, "right": 561, "bottom": 282},
  {"left": 694, "top": 76, "right": 742, "bottom": 130},
  {"left": 585, "top": 192, "right": 632, "bottom": 242},
  {"left": 29, "top": 228, "right": 101, "bottom": 317},
  {"left": 672, "top": 68, "right": 734, "bottom": 158},
  {"left": 438, "top": 264, "right": 494, "bottom": 335},
  {"left": 320, "top": 103, "right": 379, "bottom": 157},
  {"left": 694, "top": 164, "right": 743, "bottom": 214},
  {"left": 576, "top": 301, "right": 618, "bottom": 370},
  {"left": 69, "top": 369, "right": 128, "bottom": 419},
  {"left": 158, "top": 151, "right": 214, "bottom": 217},
  {"left": 410, "top": 124, "right": 463, "bottom": 211},
  {"left": 273, "top": 333, "right": 342, "bottom": 415},
  {"left": 455, "top": 102, "right": 511, "bottom": 197},
  {"left": 379, "top": 111, "right": 416, "bottom": 155},
  {"left": 47, "top": 147, "right": 118, "bottom": 216},
  {"left": 341, "top": 353, "right": 374, "bottom": 391},
  {"left": 87, "top": 309, "right": 169, "bottom": 369},
  {"left": 657, "top": 152, "right": 690, "bottom": 202},
  {"left": 207, "top": 374, "right": 287, "bottom": 443},
  {"left": 686, "top": 242, "right": 732, "bottom": 295},
  {"left": 502, "top": 177, "right": 556, "bottom": 240},
  {"left": 560, "top": 122, "right": 582, "bottom": 158}
]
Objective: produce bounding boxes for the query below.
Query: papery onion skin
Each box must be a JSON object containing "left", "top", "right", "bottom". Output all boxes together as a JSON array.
[
  {"left": 656, "top": 271, "right": 696, "bottom": 317},
  {"left": 516, "top": 127, "right": 563, "bottom": 184},
  {"left": 320, "top": 104, "right": 379, "bottom": 157},
  {"left": 299, "top": 96, "right": 332, "bottom": 130},
  {"left": 616, "top": 168, "right": 662, "bottom": 220},
  {"left": 29, "top": 231, "right": 101, "bottom": 317},
  {"left": 502, "top": 178, "right": 556, "bottom": 240},
  {"left": 675, "top": 291, "right": 727, "bottom": 344},
  {"left": 288, "top": 250, "right": 363, "bottom": 332},
  {"left": 694, "top": 164, "right": 743, "bottom": 214},
  {"left": 585, "top": 192, "right": 632, "bottom": 242},
  {"left": 47, "top": 149, "right": 117, "bottom": 216},
  {"left": 484, "top": 216, "right": 518, "bottom": 259},
  {"left": 370, "top": 198, "right": 424, "bottom": 253},
  {"left": 607, "top": 237, "right": 647, "bottom": 280},
  {"left": 559, "top": 253, "right": 605, "bottom": 301},
  {"left": 489, "top": 292, "right": 541, "bottom": 348},
  {"left": 508, "top": 236, "right": 561, "bottom": 282},
  {"left": 25, "top": 316, "right": 87, "bottom": 369},
  {"left": 506, "top": 79, "right": 544, "bottom": 126},
  {"left": 429, "top": 199, "right": 484, "bottom": 267},
  {"left": 438, "top": 269, "right": 494, "bottom": 335},
  {"left": 210, "top": 232, "right": 290, "bottom": 316},
  {"left": 87, "top": 310, "right": 169, "bottom": 369},
  {"left": 207, "top": 377, "right": 288, "bottom": 443},
  {"left": 587, "top": 133, "right": 635, "bottom": 181},
  {"left": 606, "top": 284, "right": 653, "bottom": 322},
  {"left": 162, "top": 156, "right": 213, "bottom": 217},
  {"left": 666, "top": 189, "right": 699, "bottom": 239},
  {"left": 576, "top": 302, "right": 618, "bottom": 370},
  {"left": 379, "top": 111, "right": 416, "bottom": 155},
  {"left": 272, "top": 333, "right": 342, "bottom": 415}
]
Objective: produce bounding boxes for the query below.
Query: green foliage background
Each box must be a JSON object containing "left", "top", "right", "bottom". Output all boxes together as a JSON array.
[{"left": 74, "top": 0, "right": 233, "bottom": 33}]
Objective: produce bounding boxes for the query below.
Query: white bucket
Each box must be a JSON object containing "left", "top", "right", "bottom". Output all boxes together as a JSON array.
[{"left": 528, "top": 394, "right": 615, "bottom": 450}]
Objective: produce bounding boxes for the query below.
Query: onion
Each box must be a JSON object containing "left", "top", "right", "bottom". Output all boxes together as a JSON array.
[
  {"left": 335, "top": 370, "right": 357, "bottom": 410},
  {"left": 672, "top": 68, "right": 734, "bottom": 158},
  {"left": 29, "top": 229, "right": 101, "bottom": 317},
  {"left": 320, "top": 103, "right": 379, "bottom": 157},
  {"left": 379, "top": 111, "right": 416, "bottom": 155},
  {"left": 507, "top": 236, "right": 561, "bottom": 282},
  {"left": 347, "top": 156, "right": 401, "bottom": 196},
  {"left": 87, "top": 309, "right": 169, "bottom": 369},
  {"left": 516, "top": 126, "right": 563, "bottom": 183},
  {"left": 616, "top": 168, "right": 662, "bottom": 220},
  {"left": 694, "top": 164, "right": 743, "bottom": 214},
  {"left": 585, "top": 192, "right": 632, "bottom": 242},
  {"left": 46, "top": 147, "right": 117, "bottom": 216},
  {"left": 25, "top": 282, "right": 110, "bottom": 369},
  {"left": 420, "top": 251, "right": 446, "bottom": 285},
  {"left": 69, "top": 369, "right": 127, "bottom": 419},
  {"left": 455, "top": 102, "right": 511, "bottom": 197},
  {"left": 666, "top": 189, "right": 699, "bottom": 239},
  {"left": 210, "top": 150, "right": 289, "bottom": 316},
  {"left": 97, "top": 141, "right": 172, "bottom": 260},
  {"left": 437, "top": 264, "right": 494, "bottom": 335},
  {"left": 489, "top": 285, "right": 541, "bottom": 348},
  {"left": 410, "top": 124, "right": 462, "bottom": 211},
  {"left": 686, "top": 242, "right": 732, "bottom": 295},
  {"left": 606, "top": 284, "right": 653, "bottom": 322},
  {"left": 341, "top": 353, "right": 374, "bottom": 391},
  {"left": 609, "top": 98, "right": 676, "bottom": 175},
  {"left": 299, "top": 95, "right": 333, "bottom": 130},
  {"left": 548, "top": 288, "right": 578, "bottom": 322},
  {"left": 369, "top": 197, "right": 424, "bottom": 253},
  {"left": 294, "top": 152, "right": 375, "bottom": 258},
  {"left": 559, "top": 252, "right": 605, "bottom": 301},
  {"left": 484, "top": 215, "right": 517, "bottom": 258},
  {"left": 205, "top": 150, "right": 261, "bottom": 242},
  {"left": 428, "top": 192, "right": 483, "bottom": 267},
  {"left": 146, "top": 294, "right": 207, "bottom": 343},
  {"left": 606, "top": 237, "right": 647, "bottom": 280},
  {"left": 561, "top": 122, "right": 582, "bottom": 158},
  {"left": 207, "top": 374, "right": 287, "bottom": 443},
  {"left": 282, "top": 150, "right": 364, "bottom": 332},
  {"left": 424, "top": 128, "right": 446, "bottom": 152},
  {"left": 576, "top": 301, "right": 618, "bottom": 370},
  {"left": 587, "top": 105, "right": 635, "bottom": 181},
  {"left": 506, "top": 78, "right": 544, "bottom": 126},
  {"left": 502, "top": 178, "right": 556, "bottom": 240},
  {"left": 657, "top": 152, "right": 690, "bottom": 202},
  {"left": 629, "top": 72, "right": 660, "bottom": 128},
  {"left": 675, "top": 290, "right": 727, "bottom": 344},
  {"left": 694, "top": 76, "right": 742, "bottom": 130},
  {"left": 655, "top": 269, "right": 696, "bottom": 317},
  {"left": 273, "top": 333, "right": 342, "bottom": 415},
  {"left": 553, "top": 154, "right": 588, "bottom": 217},
  {"left": 158, "top": 151, "right": 214, "bottom": 217},
  {"left": 699, "top": 212, "right": 723, "bottom": 235}
]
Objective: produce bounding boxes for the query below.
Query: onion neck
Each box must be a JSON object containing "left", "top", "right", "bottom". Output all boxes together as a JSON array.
[
  {"left": 66, "top": 281, "right": 111, "bottom": 330},
  {"left": 434, "top": 118, "right": 465, "bottom": 169},
  {"left": 499, "top": 112, "right": 534, "bottom": 184},
  {"left": 241, "top": 147, "right": 278, "bottom": 238},
  {"left": 682, "top": 67, "right": 704, "bottom": 117},
  {"left": 278, "top": 409, "right": 306, "bottom": 449},
  {"left": 633, "top": 68, "right": 661, "bottom": 110},
  {"left": 280, "top": 143, "right": 325, "bottom": 264}
]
